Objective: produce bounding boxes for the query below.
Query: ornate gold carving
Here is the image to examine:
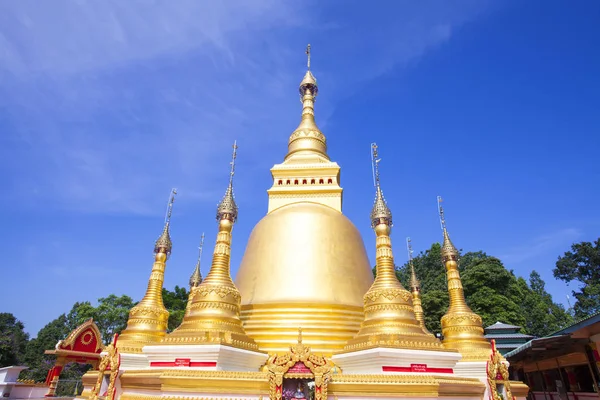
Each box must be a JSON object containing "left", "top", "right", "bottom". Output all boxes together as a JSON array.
[
  {"left": 266, "top": 330, "right": 335, "bottom": 400},
  {"left": 90, "top": 335, "right": 120, "bottom": 400},
  {"left": 487, "top": 340, "right": 514, "bottom": 400},
  {"left": 364, "top": 288, "right": 412, "bottom": 303},
  {"left": 196, "top": 285, "right": 241, "bottom": 301}
]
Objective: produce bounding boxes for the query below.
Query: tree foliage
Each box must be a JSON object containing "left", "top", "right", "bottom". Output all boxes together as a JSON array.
[
  {"left": 162, "top": 286, "right": 189, "bottom": 332},
  {"left": 0, "top": 313, "right": 29, "bottom": 367},
  {"left": 392, "top": 243, "right": 571, "bottom": 337},
  {"left": 553, "top": 238, "right": 600, "bottom": 319}
]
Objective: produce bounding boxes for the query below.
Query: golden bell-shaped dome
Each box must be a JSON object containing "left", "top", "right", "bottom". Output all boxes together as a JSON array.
[{"left": 235, "top": 202, "right": 374, "bottom": 355}]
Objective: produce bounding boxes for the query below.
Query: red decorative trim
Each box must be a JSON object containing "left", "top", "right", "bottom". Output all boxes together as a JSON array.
[
  {"left": 150, "top": 361, "right": 217, "bottom": 367},
  {"left": 382, "top": 365, "right": 453, "bottom": 374}
]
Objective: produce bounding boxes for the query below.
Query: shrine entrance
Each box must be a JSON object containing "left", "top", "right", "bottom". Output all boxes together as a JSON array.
[
  {"left": 281, "top": 362, "right": 315, "bottom": 400},
  {"left": 265, "top": 329, "right": 336, "bottom": 400},
  {"left": 43, "top": 318, "right": 103, "bottom": 397}
]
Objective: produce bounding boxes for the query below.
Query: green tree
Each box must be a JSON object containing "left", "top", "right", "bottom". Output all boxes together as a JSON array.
[
  {"left": 553, "top": 238, "right": 600, "bottom": 319},
  {"left": 162, "top": 286, "right": 189, "bottom": 332},
  {"left": 93, "top": 295, "right": 135, "bottom": 342},
  {"left": 0, "top": 313, "right": 29, "bottom": 367},
  {"left": 21, "top": 314, "right": 70, "bottom": 381},
  {"left": 520, "top": 271, "right": 573, "bottom": 336},
  {"left": 460, "top": 254, "right": 525, "bottom": 328}
]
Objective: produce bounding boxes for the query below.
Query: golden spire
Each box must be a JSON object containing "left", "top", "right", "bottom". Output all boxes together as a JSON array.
[
  {"left": 189, "top": 233, "right": 205, "bottom": 288},
  {"left": 342, "top": 144, "right": 443, "bottom": 352},
  {"left": 117, "top": 189, "right": 176, "bottom": 353},
  {"left": 286, "top": 44, "right": 328, "bottom": 160},
  {"left": 437, "top": 197, "right": 490, "bottom": 360},
  {"left": 162, "top": 143, "right": 259, "bottom": 351},
  {"left": 407, "top": 237, "right": 432, "bottom": 335}
]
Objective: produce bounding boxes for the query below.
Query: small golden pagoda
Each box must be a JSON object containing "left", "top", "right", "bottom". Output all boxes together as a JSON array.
[
  {"left": 81, "top": 45, "right": 528, "bottom": 400},
  {"left": 437, "top": 197, "right": 495, "bottom": 362}
]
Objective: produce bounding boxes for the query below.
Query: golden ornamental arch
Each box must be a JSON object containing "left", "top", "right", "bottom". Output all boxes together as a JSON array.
[
  {"left": 265, "top": 329, "right": 337, "bottom": 400},
  {"left": 486, "top": 340, "right": 514, "bottom": 400}
]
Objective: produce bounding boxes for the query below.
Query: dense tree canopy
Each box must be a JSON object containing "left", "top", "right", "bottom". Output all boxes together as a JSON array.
[
  {"left": 0, "top": 313, "right": 29, "bottom": 367},
  {"left": 553, "top": 238, "right": 600, "bottom": 319},
  {"left": 163, "top": 285, "right": 189, "bottom": 331}
]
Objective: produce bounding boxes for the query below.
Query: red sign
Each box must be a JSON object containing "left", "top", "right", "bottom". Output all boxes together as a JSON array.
[
  {"left": 174, "top": 358, "right": 191, "bottom": 367},
  {"left": 411, "top": 364, "right": 427, "bottom": 372}
]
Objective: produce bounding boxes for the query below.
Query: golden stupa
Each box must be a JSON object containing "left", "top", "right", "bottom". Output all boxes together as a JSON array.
[{"left": 80, "top": 45, "right": 528, "bottom": 400}]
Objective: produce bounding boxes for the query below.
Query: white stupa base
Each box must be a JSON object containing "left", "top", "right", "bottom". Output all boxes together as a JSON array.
[
  {"left": 332, "top": 347, "right": 462, "bottom": 375},
  {"left": 142, "top": 344, "right": 268, "bottom": 372},
  {"left": 122, "top": 390, "right": 262, "bottom": 400},
  {"left": 119, "top": 352, "right": 150, "bottom": 370}
]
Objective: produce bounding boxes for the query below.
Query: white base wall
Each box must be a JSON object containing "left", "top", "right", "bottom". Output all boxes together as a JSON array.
[
  {"left": 142, "top": 344, "right": 268, "bottom": 372},
  {"left": 7, "top": 385, "right": 47, "bottom": 399},
  {"left": 332, "top": 347, "right": 462, "bottom": 375},
  {"left": 122, "top": 389, "right": 262, "bottom": 399},
  {"left": 119, "top": 352, "right": 150, "bottom": 370}
]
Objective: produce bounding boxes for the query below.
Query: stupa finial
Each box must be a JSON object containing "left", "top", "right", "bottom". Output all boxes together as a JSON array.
[
  {"left": 189, "top": 233, "right": 205, "bottom": 288},
  {"left": 437, "top": 196, "right": 459, "bottom": 261},
  {"left": 407, "top": 237, "right": 419, "bottom": 291},
  {"left": 370, "top": 143, "right": 392, "bottom": 228},
  {"left": 217, "top": 141, "right": 239, "bottom": 223},
  {"left": 287, "top": 45, "right": 327, "bottom": 159},
  {"left": 154, "top": 188, "right": 177, "bottom": 256}
]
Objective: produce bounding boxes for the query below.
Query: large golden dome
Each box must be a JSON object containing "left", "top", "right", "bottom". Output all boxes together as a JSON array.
[{"left": 235, "top": 202, "right": 374, "bottom": 355}]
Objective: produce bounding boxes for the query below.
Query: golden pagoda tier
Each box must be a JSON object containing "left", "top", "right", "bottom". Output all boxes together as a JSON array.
[{"left": 79, "top": 45, "right": 528, "bottom": 400}]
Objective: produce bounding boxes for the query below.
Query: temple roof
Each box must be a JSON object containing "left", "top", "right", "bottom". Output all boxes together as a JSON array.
[
  {"left": 485, "top": 321, "right": 522, "bottom": 330},
  {"left": 484, "top": 333, "right": 533, "bottom": 339}
]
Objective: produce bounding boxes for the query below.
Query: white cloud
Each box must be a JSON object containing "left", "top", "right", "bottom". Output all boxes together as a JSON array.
[
  {"left": 499, "top": 228, "right": 583, "bottom": 264},
  {"left": 0, "top": 0, "right": 493, "bottom": 215}
]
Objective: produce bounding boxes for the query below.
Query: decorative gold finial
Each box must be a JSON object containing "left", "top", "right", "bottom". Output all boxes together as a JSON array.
[
  {"left": 286, "top": 45, "right": 326, "bottom": 159},
  {"left": 407, "top": 237, "right": 419, "bottom": 291},
  {"left": 298, "top": 327, "right": 303, "bottom": 344},
  {"left": 299, "top": 44, "right": 318, "bottom": 98},
  {"left": 437, "top": 196, "right": 459, "bottom": 261},
  {"left": 217, "top": 141, "right": 239, "bottom": 222},
  {"left": 155, "top": 188, "right": 177, "bottom": 256},
  {"left": 189, "top": 233, "right": 205, "bottom": 288},
  {"left": 370, "top": 143, "right": 392, "bottom": 228}
]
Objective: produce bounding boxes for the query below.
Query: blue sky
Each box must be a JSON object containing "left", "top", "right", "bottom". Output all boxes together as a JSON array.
[{"left": 1, "top": 0, "right": 598, "bottom": 337}]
